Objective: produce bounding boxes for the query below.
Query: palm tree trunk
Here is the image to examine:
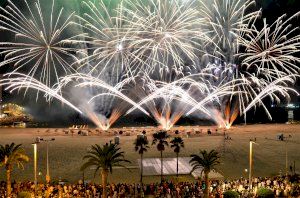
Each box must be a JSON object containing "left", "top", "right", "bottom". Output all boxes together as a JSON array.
[
  {"left": 176, "top": 152, "right": 179, "bottom": 178},
  {"left": 101, "top": 169, "right": 108, "bottom": 198},
  {"left": 140, "top": 153, "right": 143, "bottom": 185},
  {"left": 160, "top": 151, "right": 163, "bottom": 183},
  {"left": 204, "top": 171, "right": 210, "bottom": 198},
  {"left": 6, "top": 167, "right": 12, "bottom": 198}
]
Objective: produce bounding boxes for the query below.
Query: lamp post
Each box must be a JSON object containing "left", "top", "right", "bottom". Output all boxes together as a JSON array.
[
  {"left": 32, "top": 137, "right": 41, "bottom": 194},
  {"left": 249, "top": 139, "right": 258, "bottom": 190},
  {"left": 283, "top": 135, "right": 292, "bottom": 176},
  {"left": 33, "top": 143, "right": 37, "bottom": 188},
  {"left": 40, "top": 138, "right": 55, "bottom": 183}
]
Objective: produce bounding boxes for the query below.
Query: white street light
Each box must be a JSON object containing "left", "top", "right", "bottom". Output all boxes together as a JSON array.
[
  {"left": 283, "top": 135, "right": 292, "bottom": 176},
  {"left": 249, "top": 139, "right": 258, "bottom": 190},
  {"left": 40, "top": 138, "right": 55, "bottom": 183},
  {"left": 32, "top": 137, "right": 41, "bottom": 194}
]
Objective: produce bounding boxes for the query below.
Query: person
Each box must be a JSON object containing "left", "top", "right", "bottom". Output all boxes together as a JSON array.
[{"left": 207, "top": 129, "right": 211, "bottom": 135}]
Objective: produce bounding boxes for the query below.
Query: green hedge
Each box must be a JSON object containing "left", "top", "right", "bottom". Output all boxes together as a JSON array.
[
  {"left": 257, "top": 188, "right": 274, "bottom": 198},
  {"left": 223, "top": 190, "right": 240, "bottom": 198}
]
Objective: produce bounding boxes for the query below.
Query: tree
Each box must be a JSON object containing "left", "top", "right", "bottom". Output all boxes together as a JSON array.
[
  {"left": 134, "top": 134, "right": 149, "bottom": 185},
  {"left": 0, "top": 143, "right": 29, "bottom": 198},
  {"left": 80, "top": 142, "right": 130, "bottom": 198},
  {"left": 170, "top": 137, "right": 184, "bottom": 177},
  {"left": 152, "top": 130, "right": 170, "bottom": 183},
  {"left": 189, "top": 150, "right": 220, "bottom": 198}
]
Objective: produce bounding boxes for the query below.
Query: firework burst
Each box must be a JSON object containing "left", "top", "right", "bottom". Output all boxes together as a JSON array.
[
  {"left": 123, "top": 0, "right": 204, "bottom": 76},
  {"left": 198, "top": 0, "right": 260, "bottom": 62},
  {"left": 240, "top": 13, "right": 300, "bottom": 78},
  {"left": 0, "top": 0, "right": 80, "bottom": 87},
  {"left": 74, "top": 0, "right": 142, "bottom": 79},
  {"left": 0, "top": 0, "right": 299, "bottom": 130}
]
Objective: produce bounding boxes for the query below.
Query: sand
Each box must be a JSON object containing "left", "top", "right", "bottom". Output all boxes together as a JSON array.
[{"left": 0, "top": 124, "right": 299, "bottom": 184}]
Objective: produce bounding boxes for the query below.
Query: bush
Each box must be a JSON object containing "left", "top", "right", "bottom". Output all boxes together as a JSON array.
[
  {"left": 223, "top": 190, "right": 239, "bottom": 198},
  {"left": 17, "top": 191, "right": 32, "bottom": 198},
  {"left": 257, "top": 188, "right": 274, "bottom": 198}
]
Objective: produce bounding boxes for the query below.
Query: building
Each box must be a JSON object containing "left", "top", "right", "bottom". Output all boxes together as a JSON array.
[{"left": 0, "top": 103, "right": 32, "bottom": 127}]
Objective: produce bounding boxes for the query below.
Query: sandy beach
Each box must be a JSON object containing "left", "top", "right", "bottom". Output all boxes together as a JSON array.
[{"left": 0, "top": 123, "right": 299, "bottom": 184}]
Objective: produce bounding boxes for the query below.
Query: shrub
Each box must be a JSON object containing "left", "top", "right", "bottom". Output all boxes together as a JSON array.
[
  {"left": 223, "top": 190, "right": 239, "bottom": 198},
  {"left": 257, "top": 188, "right": 274, "bottom": 198},
  {"left": 17, "top": 191, "right": 32, "bottom": 198}
]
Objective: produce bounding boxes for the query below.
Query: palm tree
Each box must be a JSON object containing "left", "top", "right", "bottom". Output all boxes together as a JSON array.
[
  {"left": 0, "top": 143, "right": 29, "bottom": 198},
  {"left": 190, "top": 149, "right": 220, "bottom": 198},
  {"left": 170, "top": 137, "right": 184, "bottom": 177},
  {"left": 152, "top": 130, "right": 170, "bottom": 183},
  {"left": 81, "top": 142, "right": 130, "bottom": 198},
  {"left": 134, "top": 134, "right": 149, "bottom": 185}
]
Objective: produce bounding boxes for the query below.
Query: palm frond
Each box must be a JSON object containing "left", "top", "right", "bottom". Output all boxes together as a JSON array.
[{"left": 81, "top": 142, "right": 131, "bottom": 175}]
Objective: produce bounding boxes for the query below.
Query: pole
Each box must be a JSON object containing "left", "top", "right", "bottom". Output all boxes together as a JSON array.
[
  {"left": 33, "top": 143, "right": 37, "bottom": 194},
  {"left": 249, "top": 141, "right": 253, "bottom": 190},
  {"left": 46, "top": 141, "right": 50, "bottom": 183},
  {"left": 82, "top": 170, "right": 85, "bottom": 185},
  {"left": 161, "top": 151, "right": 163, "bottom": 183},
  {"left": 284, "top": 135, "right": 291, "bottom": 177},
  {"left": 285, "top": 140, "right": 288, "bottom": 177},
  {"left": 42, "top": 138, "right": 55, "bottom": 183},
  {"left": 140, "top": 153, "right": 143, "bottom": 184}
]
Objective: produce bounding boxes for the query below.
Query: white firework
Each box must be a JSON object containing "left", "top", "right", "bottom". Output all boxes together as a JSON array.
[
  {"left": 238, "top": 73, "right": 299, "bottom": 119},
  {"left": 123, "top": 0, "right": 204, "bottom": 76},
  {"left": 0, "top": 73, "right": 82, "bottom": 114},
  {"left": 240, "top": 13, "right": 300, "bottom": 78},
  {"left": 0, "top": 0, "right": 80, "bottom": 87},
  {"left": 198, "top": 0, "right": 260, "bottom": 62},
  {"left": 59, "top": 73, "right": 149, "bottom": 116},
  {"left": 0, "top": 0, "right": 299, "bottom": 130},
  {"left": 74, "top": 0, "right": 141, "bottom": 79}
]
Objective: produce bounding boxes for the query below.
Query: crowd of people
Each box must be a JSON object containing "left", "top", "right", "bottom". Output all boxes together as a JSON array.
[{"left": 0, "top": 175, "right": 299, "bottom": 197}]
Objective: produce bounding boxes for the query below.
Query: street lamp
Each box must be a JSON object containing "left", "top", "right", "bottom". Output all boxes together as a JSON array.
[
  {"left": 40, "top": 138, "right": 55, "bottom": 183},
  {"left": 249, "top": 139, "right": 258, "bottom": 190},
  {"left": 32, "top": 137, "right": 41, "bottom": 194},
  {"left": 282, "top": 135, "right": 292, "bottom": 176}
]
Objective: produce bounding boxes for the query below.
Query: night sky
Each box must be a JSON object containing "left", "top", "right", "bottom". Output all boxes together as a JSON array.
[{"left": 0, "top": 0, "right": 300, "bottom": 126}]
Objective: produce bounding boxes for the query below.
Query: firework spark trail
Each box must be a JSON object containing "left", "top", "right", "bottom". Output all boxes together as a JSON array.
[
  {"left": 122, "top": 74, "right": 202, "bottom": 129},
  {"left": 0, "top": 73, "right": 82, "bottom": 113},
  {"left": 69, "top": 0, "right": 145, "bottom": 128},
  {"left": 242, "top": 75, "right": 299, "bottom": 119},
  {"left": 0, "top": 0, "right": 299, "bottom": 129},
  {"left": 198, "top": 0, "right": 300, "bottom": 124},
  {"left": 59, "top": 73, "right": 150, "bottom": 116},
  {"left": 194, "top": 0, "right": 261, "bottom": 126},
  {"left": 123, "top": 0, "right": 204, "bottom": 76},
  {"left": 80, "top": 104, "right": 121, "bottom": 131},
  {"left": 198, "top": 0, "right": 260, "bottom": 62},
  {"left": 0, "top": 0, "right": 81, "bottom": 87},
  {"left": 125, "top": 73, "right": 214, "bottom": 116},
  {"left": 240, "top": 13, "right": 300, "bottom": 78},
  {"left": 124, "top": 73, "right": 241, "bottom": 129},
  {"left": 126, "top": 87, "right": 202, "bottom": 130},
  {"left": 72, "top": 0, "right": 144, "bottom": 78},
  {"left": 186, "top": 79, "right": 244, "bottom": 116}
]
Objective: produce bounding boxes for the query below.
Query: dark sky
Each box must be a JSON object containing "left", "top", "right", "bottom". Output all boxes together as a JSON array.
[{"left": 0, "top": 0, "right": 299, "bottom": 126}]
